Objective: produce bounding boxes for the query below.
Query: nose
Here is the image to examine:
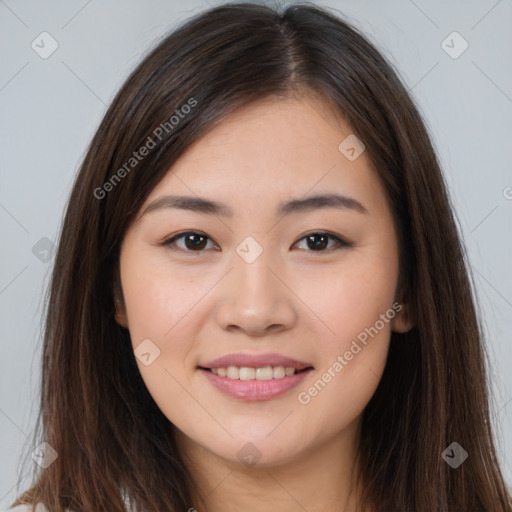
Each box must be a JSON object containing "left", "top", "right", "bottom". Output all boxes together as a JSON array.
[{"left": 214, "top": 252, "right": 297, "bottom": 337}]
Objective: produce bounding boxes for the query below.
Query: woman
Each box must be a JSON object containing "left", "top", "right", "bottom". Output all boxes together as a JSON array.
[{"left": 6, "top": 2, "right": 512, "bottom": 511}]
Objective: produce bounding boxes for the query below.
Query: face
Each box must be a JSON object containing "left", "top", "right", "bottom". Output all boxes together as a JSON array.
[{"left": 115, "top": 95, "right": 411, "bottom": 469}]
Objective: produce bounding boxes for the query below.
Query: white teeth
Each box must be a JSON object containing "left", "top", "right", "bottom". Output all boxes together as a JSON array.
[
  {"left": 273, "top": 366, "right": 285, "bottom": 379},
  {"left": 227, "top": 366, "right": 239, "bottom": 379},
  {"left": 239, "top": 367, "right": 256, "bottom": 380},
  {"left": 210, "top": 365, "right": 299, "bottom": 380},
  {"left": 256, "top": 366, "right": 273, "bottom": 380}
]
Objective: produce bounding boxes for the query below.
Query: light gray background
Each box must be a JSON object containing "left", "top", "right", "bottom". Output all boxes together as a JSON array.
[{"left": 1, "top": 0, "right": 511, "bottom": 506}]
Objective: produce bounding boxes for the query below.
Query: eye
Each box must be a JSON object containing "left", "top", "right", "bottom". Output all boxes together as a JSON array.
[
  {"left": 161, "top": 230, "right": 352, "bottom": 253},
  {"left": 161, "top": 231, "right": 219, "bottom": 252},
  {"left": 293, "top": 232, "right": 353, "bottom": 252}
]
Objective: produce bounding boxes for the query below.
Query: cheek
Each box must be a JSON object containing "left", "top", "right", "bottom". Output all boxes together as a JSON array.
[
  {"left": 292, "top": 246, "right": 398, "bottom": 430},
  {"left": 120, "top": 247, "right": 194, "bottom": 338},
  {"left": 119, "top": 256, "right": 197, "bottom": 418},
  {"left": 296, "top": 252, "right": 399, "bottom": 348},
  {"left": 119, "top": 249, "right": 213, "bottom": 384},
  {"left": 309, "top": 279, "right": 394, "bottom": 392},
  {"left": 122, "top": 269, "right": 172, "bottom": 338},
  {"left": 293, "top": 272, "right": 396, "bottom": 439}
]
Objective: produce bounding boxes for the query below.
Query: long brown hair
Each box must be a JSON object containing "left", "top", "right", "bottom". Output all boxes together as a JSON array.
[{"left": 12, "top": 2, "right": 511, "bottom": 511}]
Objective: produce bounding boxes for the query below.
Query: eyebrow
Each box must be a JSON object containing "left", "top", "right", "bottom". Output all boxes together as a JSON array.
[{"left": 141, "top": 193, "right": 368, "bottom": 218}]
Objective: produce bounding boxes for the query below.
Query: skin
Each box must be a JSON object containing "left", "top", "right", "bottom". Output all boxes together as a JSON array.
[{"left": 115, "top": 94, "right": 413, "bottom": 512}]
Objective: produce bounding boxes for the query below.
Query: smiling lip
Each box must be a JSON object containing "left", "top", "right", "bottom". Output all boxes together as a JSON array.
[
  {"left": 201, "top": 353, "right": 312, "bottom": 370},
  {"left": 199, "top": 352, "right": 314, "bottom": 401}
]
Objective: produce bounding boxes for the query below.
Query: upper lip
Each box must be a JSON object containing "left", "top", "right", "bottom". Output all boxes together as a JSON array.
[{"left": 200, "top": 353, "right": 313, "bottom": 370}]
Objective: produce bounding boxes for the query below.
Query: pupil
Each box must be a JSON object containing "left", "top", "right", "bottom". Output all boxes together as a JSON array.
[
  {"left": 308, "top": 234, "right": 328, "bottom": 250},
  {"left": 186, "top": 234, "right": 207, "bottom": 250}
]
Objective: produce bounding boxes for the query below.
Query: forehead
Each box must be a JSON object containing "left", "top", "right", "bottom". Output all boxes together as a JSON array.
[
  {"left": 178, "top": 95, "right": 351, "bottom": 166},
  {"left": 144, "top": 96, "right": 386, "bottom": 217}
]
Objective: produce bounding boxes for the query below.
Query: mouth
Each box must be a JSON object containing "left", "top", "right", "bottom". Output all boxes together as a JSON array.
[
  {"left": 197, "top": 353, "right": 314, "bottom": 401},
  {"left": 198, "top": 365, "right": 313, "bottom": 380}
]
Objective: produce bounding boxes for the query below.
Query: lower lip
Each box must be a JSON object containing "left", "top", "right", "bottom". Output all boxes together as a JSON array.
[{"left": 200, "top": 368, "right": 313, "bottom": 401}]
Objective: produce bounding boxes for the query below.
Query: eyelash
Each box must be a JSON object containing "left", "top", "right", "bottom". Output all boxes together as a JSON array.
[{"left": 160, "top": 230, "right": 353, "bottom": 254}]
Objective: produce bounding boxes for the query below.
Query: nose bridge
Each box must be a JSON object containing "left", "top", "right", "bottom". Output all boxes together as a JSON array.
[
  {"left": 215, "top": 240, "right": 296, "bottom": 335},
  {"left": 233, "top": 244, "right": 280, "bottom": 312}
]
